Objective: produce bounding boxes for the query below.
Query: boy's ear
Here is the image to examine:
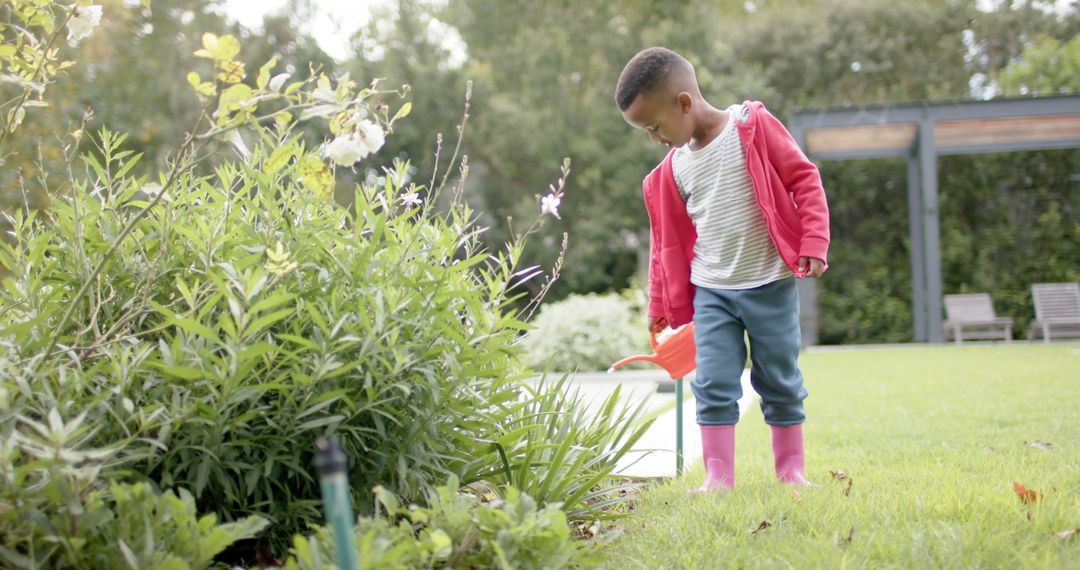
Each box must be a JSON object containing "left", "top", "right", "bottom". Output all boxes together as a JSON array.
[{"left": 677, "top": 91, "right": 693, "bottom": 113}]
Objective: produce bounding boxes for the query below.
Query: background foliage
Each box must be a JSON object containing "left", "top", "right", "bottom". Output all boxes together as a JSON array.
[{"left": 5, "top": 0, "right": 1079, "bottom": 344}]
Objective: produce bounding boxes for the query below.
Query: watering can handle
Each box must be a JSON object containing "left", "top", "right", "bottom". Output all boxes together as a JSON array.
[{"left": 649, "top": 330, "right": 659, "bottom": 349}]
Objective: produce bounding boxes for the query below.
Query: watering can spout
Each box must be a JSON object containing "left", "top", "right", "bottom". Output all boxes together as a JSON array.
[
  {"left": 607, "top": 354, "right": 659, "bottom": 373},
  {"left": 608, "top": 322, "right": 698, "bottom": 380}
]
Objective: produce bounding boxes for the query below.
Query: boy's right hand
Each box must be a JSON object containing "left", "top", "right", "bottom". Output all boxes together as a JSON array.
[{"left": 647, "top": 316, "right": 669, "bottom": 334}]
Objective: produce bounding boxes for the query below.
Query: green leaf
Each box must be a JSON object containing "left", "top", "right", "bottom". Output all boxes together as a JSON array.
[
  {"left": 392, "top": 101, "right": 412, "bottom": 123},
  {"left": 257, "top": 56, "right": 278, "bottom": 90},
  {"left": 195, "top": 455, "right": 212, "bottom": 496},
  {"left": 163, "top": 313, "right": 224, "bottom": 346},
  {"left": 149, "top": 363, "right": 205, "bottom": 380},
  {"left": 297, "top": 415, "right": 345, "bottom": 431},
  {"left": 248, "top": 292, "right": 297, "bottom": 315},
  {"left": 118, "top": 540, "right": 140, "bottom": 569},
  {"left": 0, "top": 545, "right": 35, "bottom": 568},
  {"left": 428, "top": 529, "right": 452, "bottom": 559},
  {"left": 243, "top": 308, "right": 293, "bottom": 338},
  {"left": 298, "top": 155, "right": 334, "bottom": 200},
  {"left": 263, "top": 143, "right": 297, "bottom": 175},
  {"left": 277, "top": 333, "right": 318, "bottom": 350},
  {"left": 218, "top": 83, "right": 254, "bottom": 115},
  {"left": 201, "top": 33, "right": 241, "bottom": 62}
]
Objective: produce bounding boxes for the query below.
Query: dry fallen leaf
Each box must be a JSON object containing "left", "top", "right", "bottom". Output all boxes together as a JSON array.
[
  {"left": 750, "top": 520, "right": 772, "bottom": 535},
  {"left": 843, "top": 478, "right": 854, "bottom": 497},
  {"left": 1056, "top": 528, "right": 1080, "bottom": 541},
  {"left": 1026, "top": 440, "right": 1053, "bottom": 451},
  {"left": 830, "top": 469, "right": 848, "bottom": 481},
  {"left": 1012, "top": 482, "right": 1042, "bottom": 504},
  {"left": 838, "top": 525, "right": 855, "bottom": 547},
  {"left": 789, "top": 487, "right": 803, "bottom": 502}
]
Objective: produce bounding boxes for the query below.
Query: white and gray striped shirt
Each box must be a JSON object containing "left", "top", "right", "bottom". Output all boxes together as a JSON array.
[{"left": 673, "top": 104, "right": 791, "bottom": 290}]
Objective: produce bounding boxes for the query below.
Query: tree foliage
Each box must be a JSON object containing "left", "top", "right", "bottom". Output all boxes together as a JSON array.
[{"left": 4, "top": 0, "right": 1079, "bottom": 344}]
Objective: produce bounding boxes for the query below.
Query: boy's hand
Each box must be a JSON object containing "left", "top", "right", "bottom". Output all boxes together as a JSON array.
[
  {"left": 798, "top": 257, "right": 827, "bottom": 278},
  {"left": 647, "top": 316, "right": 669, "bottom": 334}
]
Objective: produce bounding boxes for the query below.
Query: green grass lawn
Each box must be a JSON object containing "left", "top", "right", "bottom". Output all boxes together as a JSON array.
[{"left": 600, "top": 343, "right": 1080, "bottom": 569}]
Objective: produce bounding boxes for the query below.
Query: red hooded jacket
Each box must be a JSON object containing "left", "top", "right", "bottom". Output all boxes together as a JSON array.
[{"left": 644, "top": 101, "right": 830, "bottom": 327}]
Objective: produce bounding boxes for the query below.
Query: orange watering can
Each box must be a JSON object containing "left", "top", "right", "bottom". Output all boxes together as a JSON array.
[{"left": 608, "top": 322, "right": 697, "bottom": 380}]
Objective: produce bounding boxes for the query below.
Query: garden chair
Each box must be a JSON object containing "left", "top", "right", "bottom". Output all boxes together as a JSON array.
[
  {"left": 1028, "top": 282, "right": 1080, "bottom": 342},
  {"left": 942, "top": 293, "right": 1013, "bottom": 344}
]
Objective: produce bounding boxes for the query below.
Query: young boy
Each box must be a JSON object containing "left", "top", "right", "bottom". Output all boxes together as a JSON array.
[{"left": 615, "top": 47, "right": 830, "bottom": 491}]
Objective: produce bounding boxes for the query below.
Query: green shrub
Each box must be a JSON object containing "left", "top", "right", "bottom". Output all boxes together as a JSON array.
[
  {"left": 0, "top": 102, "right": 650, "bottom": 555},
  {"left": 283, "top": 478, "right": 600, "bottom": 570},
  {"left": 0, "top": 10, "right": 654, "bottom": 561},
  {"left": 0, "top": 152, "right": 650, "bottom": 553},
  {"left": 0, "top": 409, "right": 265, "bottom": 569},
  {"left": 1, "top": 137, "right": 535, "bottom": 548},
  {"left": 522, "top": 292, "right": 649, "bottom": 372}
]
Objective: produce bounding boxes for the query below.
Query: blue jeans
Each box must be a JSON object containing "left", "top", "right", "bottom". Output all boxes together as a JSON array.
[{"left": 691, "top": 277, "right": 807, "bottom": 426}]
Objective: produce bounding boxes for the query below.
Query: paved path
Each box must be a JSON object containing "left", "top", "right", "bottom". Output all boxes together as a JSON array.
[{"left": 546, "top": 368, "right": 757, "bottom": 479}]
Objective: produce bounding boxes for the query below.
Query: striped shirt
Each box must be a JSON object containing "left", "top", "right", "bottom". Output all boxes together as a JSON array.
[{"left": 672, "top": 104, "right": 791, "bottom": 290}]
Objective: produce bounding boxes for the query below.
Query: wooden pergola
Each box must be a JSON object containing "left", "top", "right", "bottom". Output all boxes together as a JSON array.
[{"left": 788, "top": 95, "right": 1080, "bottom": 343}]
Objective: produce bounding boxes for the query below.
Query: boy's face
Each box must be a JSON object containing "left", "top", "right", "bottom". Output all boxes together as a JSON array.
[{"left": 622, "top": 90, "right": 693, "bottom": 149}]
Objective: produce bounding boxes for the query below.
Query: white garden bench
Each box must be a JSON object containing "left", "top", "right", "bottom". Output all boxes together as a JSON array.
[
  {"left": 1028, "top": 282, "right": 1080, "bottom": 342},
  {"left": 942, "top": 293, "right": 1013, "bottom": 344}
]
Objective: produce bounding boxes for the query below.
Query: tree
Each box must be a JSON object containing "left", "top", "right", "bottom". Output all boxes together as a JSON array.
[
  {"left": 0, "top": 0, "right": 336, "bottom": 214},
  {"left": 998, "top": 34, "right": 1080, "bottom": 95},
  {"left": 333, "top": 0, "right": 1079, "bottom": 342}
]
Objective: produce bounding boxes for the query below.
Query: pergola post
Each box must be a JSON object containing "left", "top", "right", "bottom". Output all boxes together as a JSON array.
[
  {"left": 789, "top": 94, "right": 1080, "bottom": 344},
  {"left": 918, "top": 120, "right": 944, "bottom": 343},
  {"left": 906, "top": 154, "right": 927, "bottom": 342}
]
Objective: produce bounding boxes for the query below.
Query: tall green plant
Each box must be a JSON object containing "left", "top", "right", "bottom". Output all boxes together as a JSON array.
[
  {"left": 475, "top": 374, "right": 654, "bottom": 522},
  {"left": 0, "top": 4, "right": 657, "bottom": 561},
  {"left": 0, "top": 129, "right": 555, "bottom": 549}
]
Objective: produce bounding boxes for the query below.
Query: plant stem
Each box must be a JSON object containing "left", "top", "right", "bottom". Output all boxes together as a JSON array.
[{"left": 34, "top": 108, "right": 210, "bottom": 367}]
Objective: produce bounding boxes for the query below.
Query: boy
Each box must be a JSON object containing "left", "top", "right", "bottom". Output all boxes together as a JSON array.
[{"left": 615, "top": 47, "right": 829, "bottom": 491}]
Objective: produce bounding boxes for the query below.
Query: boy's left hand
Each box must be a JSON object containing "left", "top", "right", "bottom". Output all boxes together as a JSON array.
[{"left": 798, "top": 257, "right": 827, "bottom": 278}]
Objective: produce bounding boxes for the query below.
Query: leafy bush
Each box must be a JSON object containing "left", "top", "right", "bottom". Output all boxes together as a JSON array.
[
  {"left": 522, "top": 292, "right": 649, "bottom": 372},
  {"left": 283, "top": 478, "right": 600, "bottom": 570},
  {"left": 0, "top": 409, "right": 265, "bottom": 569},
  {"left": 0, "top": 58, "right": 648, "bottom": 559},
  {"left": 1, "top": 133, "right": 537, "bottom": 548},
  {"left": 0, "top": 6, "right": 655, "bottom": 562}
]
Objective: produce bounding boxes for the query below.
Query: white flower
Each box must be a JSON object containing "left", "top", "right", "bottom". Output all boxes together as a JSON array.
[
  {"left": 323, "top": 120, "right": 384, "bottom": 166},
  {"left": 354, "top": 120, "right": 385, "bottom": 156},
  {"left": 323, "top": 133, "right": 369, "bottom": 166},
  {"left": 540, "top": 193, "right": 561, "bottom": 219},
  {"left": 400, "top": 192, "right": 422, "bottom": 207},
  {"left": 68, "top": 5, "right": 102, "bottom": 43}
]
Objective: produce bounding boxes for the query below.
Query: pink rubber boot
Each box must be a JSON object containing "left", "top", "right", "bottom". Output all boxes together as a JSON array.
[
  {"left": 770, "top": 424, "right": 814, "bottom": 485},
  {"left": 693, "top": 424, "right": 735, "bottom": 493}
]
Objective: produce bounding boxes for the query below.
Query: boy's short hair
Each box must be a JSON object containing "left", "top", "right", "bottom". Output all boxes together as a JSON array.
[{"left": 615, "top": 47, "right": 692, "bottom": 111}]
